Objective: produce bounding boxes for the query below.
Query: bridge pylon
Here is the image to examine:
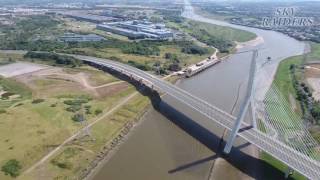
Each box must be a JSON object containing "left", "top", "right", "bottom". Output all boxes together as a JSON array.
[{"left": 223, "top": 50, "right": 258, "bottom": 154}]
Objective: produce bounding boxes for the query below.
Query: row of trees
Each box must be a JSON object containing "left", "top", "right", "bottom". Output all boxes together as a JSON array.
[
  {"left": 24, "top": 52, "right": 82, "bottom": 67},
  {"left": 290, "top": 64, "right": 320, "bottom": 125},
  {"left": 182, "top": 45, "right": 209, "bottom": 55}
]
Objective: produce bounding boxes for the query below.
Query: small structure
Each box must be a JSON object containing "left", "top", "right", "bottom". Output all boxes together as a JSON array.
[{"left": 59, "top": 33, "right": 105, "bottom": 42}]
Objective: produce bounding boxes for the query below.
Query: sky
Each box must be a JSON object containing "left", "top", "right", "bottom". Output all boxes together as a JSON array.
[{"left": 1, "top": 0, "right": 320, "bottom": 5}]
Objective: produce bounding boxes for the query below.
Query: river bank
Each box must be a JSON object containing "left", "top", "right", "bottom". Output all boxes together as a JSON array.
[{"left": 83, "top": 106, "right": 151, "bottom": 180}]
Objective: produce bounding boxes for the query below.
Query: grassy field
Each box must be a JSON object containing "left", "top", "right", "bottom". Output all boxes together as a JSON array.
[
  {"left": 306, "top": 42, "right": 320, "bottom": 62},
  {"left": 260, "top": 152, "right": 306, "bottom": 180},
  {"left": 166, "top": 19, "right": 256, "bottom": 54},
  {"left": 185, "top": 20, "right": 256, "bottom": 43},
  {"left": 21, "top": 91, "right": 150, "bottom": 180},
  {"left": 0, "top": 77, "right": 32, "bottom": 109},
  {"left": 269, "top": 56, "right": 303, "bottom": 103},
  {"left": 0, "top": 62, "right": 150, "bottom": 179},
  {"left": 193, "top": 7, "right": 234, "bottom": 21}
]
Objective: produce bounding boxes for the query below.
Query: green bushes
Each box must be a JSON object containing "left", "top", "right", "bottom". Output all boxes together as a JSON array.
[
  {"left": 51, "top": 159, "right": 72, "bottom": 170},
  {"left": 121, "top": 42, "right": 160, "bottom": 56},
  {"left": 1, "top": 159, "right": 22, "bottom": 177},
  {"left": 128, "top": 60, "right": 152, "bottom": 71},
  {"left": 182, "top": 45, "right": 209, "bottom": 55},
  {"left": 72, "top": 113, "right": 85, "bottom": 122},
  {"left": 160, "top": 10, "right": 184, "bottom": 23},
  {"left": 32, "top": 99, "right": 45, "bottom": 104},
  {"left": 24, "top": 52, "right": 82, "bottom": 67},
  {"left": 94, "top": 109, "right": 103, "bottom": 115},
  {"left": 64, "top": 97, "right": 91, "bottom": 113},
  {"left": 63, "top": 98, "right": 90, "bottom": 106}
]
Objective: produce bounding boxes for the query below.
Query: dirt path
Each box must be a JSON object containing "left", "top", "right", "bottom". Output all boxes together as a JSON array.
[
  {"left": 23, "top": 91, "right": 139, "bottom": 175},
  {"left": 289, "top": 93, "right": 297, "bottom": 111},
  {"left": 92, "top": 81, "right": 125, "bottom": 89}
]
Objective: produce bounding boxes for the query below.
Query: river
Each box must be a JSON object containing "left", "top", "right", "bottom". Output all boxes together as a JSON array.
[{"left": 90, "top": 1, "right": 306, "bottom": 180}]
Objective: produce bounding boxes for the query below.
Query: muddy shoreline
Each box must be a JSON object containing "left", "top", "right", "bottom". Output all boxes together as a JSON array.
[
  {"left": 81, "top": 104, "right": 152, "bottom": 180},
  {"left": 81, "top": 73, "right": 185, "bottom": 180}
]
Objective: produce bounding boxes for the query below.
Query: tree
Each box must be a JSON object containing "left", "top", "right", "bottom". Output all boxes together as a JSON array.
[
  {"left": 95, "top": 109, "right": 103, "bottom": 115},
  {"left": 72, "top": 113, "right": 85, "bottom": 122},
  {"left": 1, "top": 159, "right": 22, "bottom": 177}
]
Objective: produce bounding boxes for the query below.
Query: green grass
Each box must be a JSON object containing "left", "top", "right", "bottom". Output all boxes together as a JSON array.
[
  {"left": 186, "top": 20, "right": 256, "bottom": 43},
  {"left": 22, "top": 91, "right": 151, "bottom": 179},
  {"left": 0, "top": 77, "right": 32, "bottom": 109},
  {"left": 0, "top": 63, "right": 144, "bottom": 179},
  {"left": 166, "top": 19, "right": 256, "bottom": 54},
  {"left": 260, "top": 152, "right": 306, "bottom": 180},
  {"left": 306, "top": 42, "right": 320, "bottom": 62},
  {"left": 193, "top": 6, "right": 234, "bottom": 21},
  {"left": 271, "top": 56, "right": 302, "bottom": 102}
]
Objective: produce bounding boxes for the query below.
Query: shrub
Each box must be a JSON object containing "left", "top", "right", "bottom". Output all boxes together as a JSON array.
[
  {"left": 1, "top": 159, "right": 22, "bottom": 177},
  {"left": 95, "top": 109, "right": 103, "bottom": 115},
  {"left": 66, "top": 105, "right": 81, "bottom": 112},
  {"left": 24, "top": 52, "right": 82, "bottom": 67},
  {"left": 182, "top": 45, "right": 209, "bottom": 55},
  {"left": 51, "top": 159, "right": 72, "bottom": 170},
  {"left": 127, "top": 61, "right": 151, "bottom": 71},
  {"left": 72, "top": 113, "right": 84, "bottom": 122},
  {"left": 1, "top": 92, "right": 15, "bottom": 100},
  {"left": 0, "top": 109, "right": 6, "bottom": 114},
  {"left": 63, "top": 98, "right": 90, "bottom": 106},
  {"left": 32, "top": 99, "right": 45, "bottom": 104}
]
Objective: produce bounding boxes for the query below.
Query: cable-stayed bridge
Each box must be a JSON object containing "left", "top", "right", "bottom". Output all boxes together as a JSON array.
[{"left": 71, "top": 54, "right": 320, "bottom": 180}]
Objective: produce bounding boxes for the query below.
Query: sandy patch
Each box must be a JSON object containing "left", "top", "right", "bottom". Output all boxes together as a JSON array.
[
  {"left": 236, "top": 36, "right": 264, "bottom": 50},
  {"left": 0, "top": 62, "right": 48, "bottom": 77},
  {"left": 14, "top": 67, "right": 125, "bottom": 98},
  {"left": 307, "top": 78, "right": 320, "bottom": 101},
  {"left": 305, "top": 65, "right": 320, "bottom": 78}
]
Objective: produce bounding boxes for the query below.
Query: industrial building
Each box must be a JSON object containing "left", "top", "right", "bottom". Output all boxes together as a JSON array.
[
  {"left": 59, "top": 33, "right": 105, "bottom": 42},
  {"left": 97, "top": 20, "right": 173, "bottom": 40},
  {"left": 64, "top": 13, "right": 119, "bottom": 23}
]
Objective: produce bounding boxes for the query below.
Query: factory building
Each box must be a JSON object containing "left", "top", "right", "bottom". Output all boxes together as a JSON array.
[
  {"left": 59, "top": 33, "right": 105, "bottom": 42},
  {"left": 97, "top": 20, "right": 173, "bottom": 40}
]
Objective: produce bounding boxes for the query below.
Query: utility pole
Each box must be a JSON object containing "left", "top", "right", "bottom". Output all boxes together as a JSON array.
[
  {"left": 79, "top": 105, "right": 94, "bottom": 141},
  {"left": 223, "top": 50, "right": 258, "bottom": 154}
]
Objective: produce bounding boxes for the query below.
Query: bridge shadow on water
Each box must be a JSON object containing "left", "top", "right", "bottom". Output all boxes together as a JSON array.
[
  {"left": 155, "top": 101, "right": 295, "bottom": 180},
  {"left": 86, "top": 61, "right": 294, "bottom": 180}
]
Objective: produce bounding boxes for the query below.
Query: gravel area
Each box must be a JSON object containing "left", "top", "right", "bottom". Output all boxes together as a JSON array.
[{"left": 0, "top": 62, "right": 48, "bottom": 77}]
